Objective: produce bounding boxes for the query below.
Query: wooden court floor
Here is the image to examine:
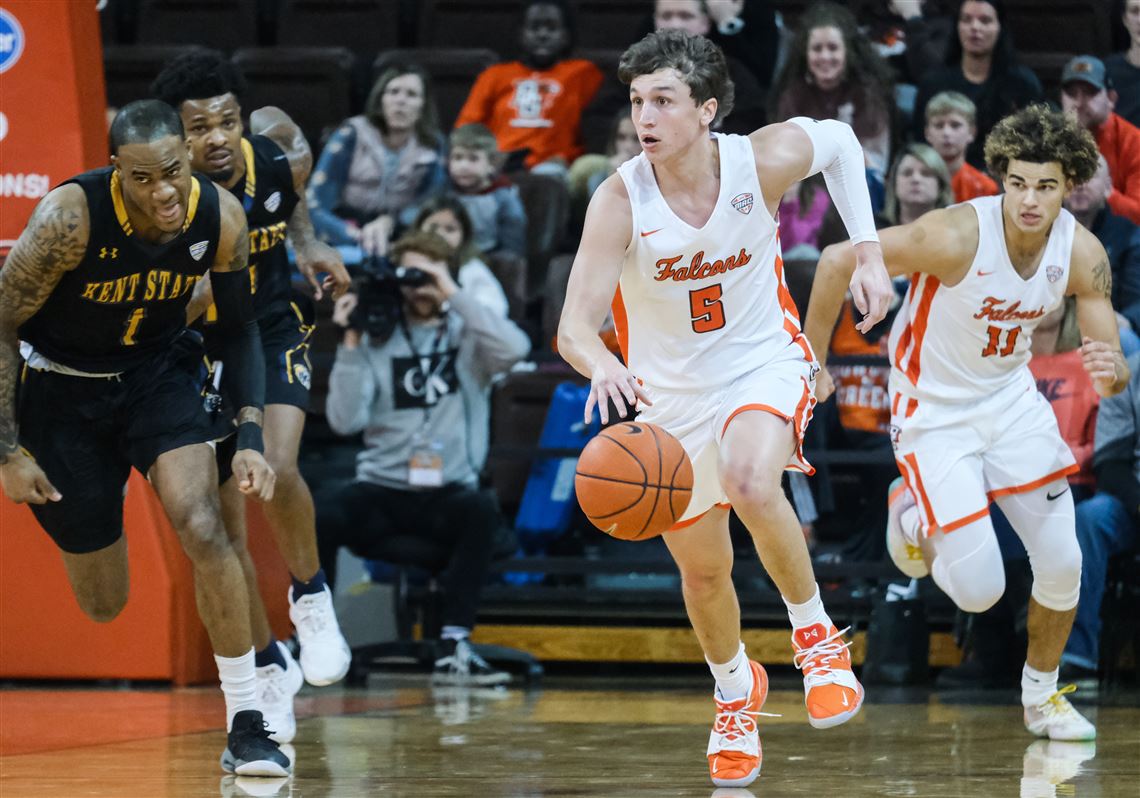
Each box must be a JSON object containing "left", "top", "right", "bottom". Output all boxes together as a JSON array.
[{"left": 1, "top": 676, "right": 1138, "bottom": 797}]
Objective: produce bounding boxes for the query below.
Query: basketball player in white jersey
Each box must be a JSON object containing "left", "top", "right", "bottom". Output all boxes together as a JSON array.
[
  {"left": 804, "top": 104, "right": 1128, "bottom": 742},
  {"left": 558, "top": 30, "right": 894, "bottom": 788}
]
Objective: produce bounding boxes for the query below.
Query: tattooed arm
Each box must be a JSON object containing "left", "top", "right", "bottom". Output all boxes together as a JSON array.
[
  {"left": 0, "top": 185, "right": 89, "bottom": 503},
  {"left": 251, "top": 106, "right": 350, "bottom": 300},
  {"left": 1070, "top": 226, "right": 1130, "bottom": 398}
]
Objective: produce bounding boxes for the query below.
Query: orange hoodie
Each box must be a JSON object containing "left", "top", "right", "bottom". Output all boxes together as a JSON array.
[{"left": 1096, "top": 112, "right": 1140, "bottom": 225}]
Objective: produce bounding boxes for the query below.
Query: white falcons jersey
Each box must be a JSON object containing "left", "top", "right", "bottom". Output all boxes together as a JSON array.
[
  {"left": 888, "top": 194, "right": 1075, "bottom": 403},
  {"left": 613, "top": 133, "right": 812, "bottom": 392}
]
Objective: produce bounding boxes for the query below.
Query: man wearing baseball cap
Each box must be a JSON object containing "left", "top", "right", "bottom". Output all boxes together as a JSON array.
[{"left": 1061, "top": 55, "right": 1140, "bottom": 225}]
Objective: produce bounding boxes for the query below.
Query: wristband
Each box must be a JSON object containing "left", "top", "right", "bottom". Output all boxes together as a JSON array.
[{"left": 236, "top": 421, "right": 264, "bottom": 454}]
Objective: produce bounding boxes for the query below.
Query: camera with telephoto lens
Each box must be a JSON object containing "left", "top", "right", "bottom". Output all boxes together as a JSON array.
[{"left": 347, "top": 255, "right": 435, "bottom": 339}]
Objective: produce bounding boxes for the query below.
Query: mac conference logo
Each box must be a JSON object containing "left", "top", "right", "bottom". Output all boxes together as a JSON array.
[{"left": 0, "top": 9, "right": 25, "bottom": 75}]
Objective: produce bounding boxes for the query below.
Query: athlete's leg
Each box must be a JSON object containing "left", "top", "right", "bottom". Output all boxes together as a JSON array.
[
  {"left": 261, "top": 404, "right": 319, "bottom": 580},
  {"left": 219, "top": 475, "right": 272, "bottom": 652},
  {"left": 59, "top": 537, "right": 130, "bottom": 623},
  {"left": 926, "top": 515, "right": 1007, "bottom": 614},
  {"left": 664, "top": 507, "right": 766, "bottom": 788},
  {"left": 995, "top": 482, "right": 1081, "bottom": 673},
  {"left": 150, "top": 443, "right": 252, "bottom": 657},
  {"left": 719, "top": 409, "right": 862, "bottom": 729},
  {"left": 662, "top": 506, "right": 739, "bottom": 664},
  {"left": 995, "top": 482, "right": 1094, "bottom": 740},
  {"left": 718, "top": 410, "right": 813, "bottom": 602}
]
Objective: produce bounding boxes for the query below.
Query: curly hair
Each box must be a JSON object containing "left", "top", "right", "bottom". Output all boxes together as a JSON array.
[
  {"left": 983, "top": 104, "right": 1100, "bottom": 185},
  {"left": 768, "top": 2, "right": 894, "bottom": 125},
  {"left": 618, "top": 29, "right": 735, "bottom": 125},
  {"left": 151, "top": 48, "right": 247, "bottom": 110}
]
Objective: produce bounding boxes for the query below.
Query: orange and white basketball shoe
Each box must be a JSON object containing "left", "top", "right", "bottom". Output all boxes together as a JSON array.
[
  {"left": 886, "top": 477, "right": 929, "bottom": 578},
  {"left": 792, "top": 624, "right": 864, "bottom": 729},
  {"left": 708, "top": 660, "right": 769, "bottom": 788}
]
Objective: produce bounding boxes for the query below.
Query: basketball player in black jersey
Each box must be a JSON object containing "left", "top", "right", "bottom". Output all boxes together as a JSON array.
[
  {"left": 0, "top": 101, "right": 289, "bottom": 777},
  {"left": 152, "top": 51, "right": 353, "bottom": 739}
]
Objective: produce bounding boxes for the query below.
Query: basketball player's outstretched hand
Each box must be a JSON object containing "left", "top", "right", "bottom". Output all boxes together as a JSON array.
[
  {"left": 1081, "top": 337, "right": 1121, "bottom": 395},
  {"left": 586, "top": 360, "right": 653, "bottom": 425},
  {"left": 850, "top": 250, "right": 893, "bottom": 333},
  {"left": 232, "top": 450, "right": 276, "bottom": 502},
  {"left": 0, "top": 452, "right": 61, "bottom": 505}
]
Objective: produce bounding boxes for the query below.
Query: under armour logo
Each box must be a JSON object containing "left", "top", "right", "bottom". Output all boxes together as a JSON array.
[{"left": 99, "top": 247, "right": 118, "bottom": 260}]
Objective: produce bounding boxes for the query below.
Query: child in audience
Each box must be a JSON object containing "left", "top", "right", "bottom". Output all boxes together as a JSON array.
[
  {"left": 448, "top": 123, "right": 528, "bottom": 263},
  {"left": 924, "top": 90, "right": 999, "bottom": 201}
]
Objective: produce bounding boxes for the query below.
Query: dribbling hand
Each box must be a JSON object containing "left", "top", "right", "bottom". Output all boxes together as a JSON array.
[
  {"left": 0, "top": 450, "right": 61, "bottom": 505},
  {"left": 232, "top": 450, "right": 276, "bottom": 502},
  {"left": 585, "top": 359, "right": 653, "bottom": 425}
]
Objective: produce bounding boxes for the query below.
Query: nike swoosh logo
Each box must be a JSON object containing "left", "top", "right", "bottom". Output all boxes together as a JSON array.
[
  {"left": 640, "top": 228, "right": 663, "bottom": 237},
  {"left": 977, "top": 270, "right": 994, "bottom": 277},
  {"left": 728, "top": 664, "right": 739, "bottom": 674},
  {"left": 1046, "top": 488, "right": 1070, "bottom": 501},
  {"left": 841, "top": 693, "right": 849, "bottom": 707}
]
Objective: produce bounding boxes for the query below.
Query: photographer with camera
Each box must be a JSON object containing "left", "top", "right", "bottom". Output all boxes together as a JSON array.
[{"left": 317, "top": 230, "right": 531, "bottom": 685}]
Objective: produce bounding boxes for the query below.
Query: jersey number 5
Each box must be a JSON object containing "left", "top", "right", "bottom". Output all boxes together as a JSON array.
[
  {"left": 121, "top": 307, "right": 147, "bottom": 346},
  {"left": 689, "top": 284, "right": 726, "bottom": 334},
  {"left": 981, "top": 324, "right": 1021, "bottom": 358}
]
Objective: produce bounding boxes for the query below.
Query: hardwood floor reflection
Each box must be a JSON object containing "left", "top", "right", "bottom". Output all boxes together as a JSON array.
[{"left": 1, "top": 678, "right": 1137, "bottom": 797}]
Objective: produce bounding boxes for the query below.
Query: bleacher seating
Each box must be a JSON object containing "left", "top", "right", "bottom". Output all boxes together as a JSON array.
[
  {"left": 371, "top": 47, "right": 499, "bottom": 131},
  {"left": 276, "top": 0, "right": 402, "bottom": 57},
  {"left": 103, "top": 44, "right": 199, "bottom": 110},
  {"left": 415, "top": 0, "right": 527, "bottom": 49},
  {"left": 136, "top": 0, "right": 265, "bottom": 50},
  {"left": 232, "top": 47, "right": 356, "bottom": 151}
]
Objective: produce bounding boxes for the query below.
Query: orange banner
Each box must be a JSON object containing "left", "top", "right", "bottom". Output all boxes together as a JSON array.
[{"left": 0, "top": 1, "right": 106, "bottom": 253}]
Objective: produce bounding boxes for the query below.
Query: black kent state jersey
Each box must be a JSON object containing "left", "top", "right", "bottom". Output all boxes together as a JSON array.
[
  {"left": 19, "top": 167, "right": 221, "bottom": 373},
  {"left": 233, "top": 135, "right": 299, "bottom": 318}
]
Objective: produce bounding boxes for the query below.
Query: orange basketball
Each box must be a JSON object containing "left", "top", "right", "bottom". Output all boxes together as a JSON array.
[{"left": 574, "top": 421, "right": 694, "bottom": 540}]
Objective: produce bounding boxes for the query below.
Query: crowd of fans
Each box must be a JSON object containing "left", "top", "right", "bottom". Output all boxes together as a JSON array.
[{"left": 111, "top": 0, "right": 1140, "bottom": 683}]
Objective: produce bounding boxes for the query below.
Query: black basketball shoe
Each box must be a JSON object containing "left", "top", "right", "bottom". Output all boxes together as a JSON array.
[{"left": 220, "top": 710, "right": 292, "bottom": 777}]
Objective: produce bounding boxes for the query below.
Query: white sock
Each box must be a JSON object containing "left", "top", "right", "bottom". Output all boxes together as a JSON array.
[
  {"left": 1022, "top": 663, "right": 1059, "bottom": 708},
  {"left": 783, "top": 584, "right": 830, "bottom": 630},
  {"left": 707, "top": 641, "right": 753, "bottom": 702},
  {"left": 216, "top": 648, "right": 258, "bottom": 728},
  {"left": 441, "top": 625, "right": 470, "bottom": 642}
]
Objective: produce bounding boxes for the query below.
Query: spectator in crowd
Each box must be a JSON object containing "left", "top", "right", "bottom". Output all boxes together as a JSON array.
[
  {"left": 567, "top": 108, "right": 643, "bottom": 222},
  {"left": 455, "top": 0, "right": 603, "bottom": 177},
  {"left": 861, "top": 0, "right": 954, "bottom": 116},
  {"left": 924, "top": 90, "right": 999, "bottom": 201},
  {"left": 414, "top": 194, "right": 512, "bottom": 318},
  {"left": 779, "top": 175, "right": 833, "bottom": 258},
  {"left": 308, "top": 64, "right": 446, "bottom": 254},
  {"left": 1106, "top": 0, "right": 1140, "bottom": 129},
  {"left": 447, "top": 123, "right": 528, "bottom": 262},
  {"left": 650, "top": 0, "right": 771, "bottom": 131},
  {"left": 317, "top": 231, "right": 531, "bottom": 685},
  {"left": 1062, "top": 350, "right": 1140, "bottom": 679},
  {"left": 770, "top": 2, "right": 896, "bottom": 184},
  {"left": 878, "top": 142, "right": 954, "bottom": 226},
  {"left": 1060, "top": 55, "right": 1140, "bottom": 227},
  {"left": 912, "top": 0, "right": 1042, "bottom": 169},
  {"left": 1065, "top": 154, "right": 1140, "bottom": 343}
]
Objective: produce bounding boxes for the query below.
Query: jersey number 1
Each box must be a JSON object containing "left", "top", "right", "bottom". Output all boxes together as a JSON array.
[
  {"left": 121, "top": 307, "right": 146, "bottom": 346},
  {"left": 689, "top": 284, "right": 726, "bottom": 334},
  {"left": 981, "top": 324, "right": 1021, "bottom": 358}
]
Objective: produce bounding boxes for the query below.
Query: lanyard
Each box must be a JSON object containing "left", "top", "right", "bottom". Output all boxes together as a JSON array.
[{"left": 397, "top": 312, "right": 450, "bottom": 425}]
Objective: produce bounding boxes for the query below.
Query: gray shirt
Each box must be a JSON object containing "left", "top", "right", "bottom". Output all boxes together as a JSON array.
[
  {"left": 1093, "top": 351, "right": 1140, "bottom": 485},
  {"left": 326, "top": 290, "right": 530, "bottom": 489}
]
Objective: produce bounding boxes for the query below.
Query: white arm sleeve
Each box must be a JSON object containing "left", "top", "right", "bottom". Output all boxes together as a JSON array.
[{"left": 788, "top": 117, "right": 880, "bottom": 245}]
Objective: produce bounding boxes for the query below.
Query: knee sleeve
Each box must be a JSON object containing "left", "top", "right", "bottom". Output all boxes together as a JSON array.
[
  {"left": 929, "top": 518, "right": 1006, "bottom": 613},
  {"left": 994, "top": 482, "right": 1081, "bottom": 612}
]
